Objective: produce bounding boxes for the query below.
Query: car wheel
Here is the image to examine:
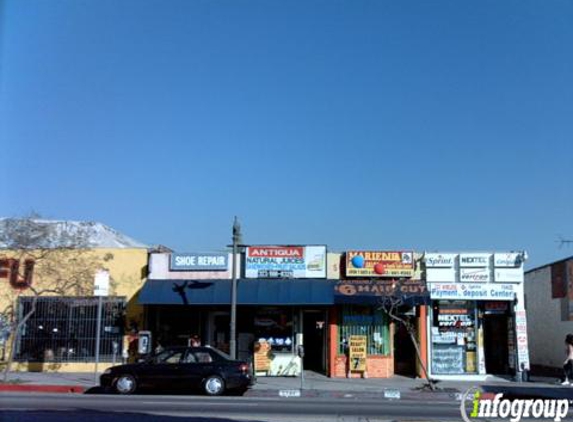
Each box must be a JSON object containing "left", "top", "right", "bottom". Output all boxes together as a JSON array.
[
  {"left": 115, "top": 374, "right": 137, "bottom": 394},
  {"left": 204, "top": 375, "right": 225, "bottom": 396}
]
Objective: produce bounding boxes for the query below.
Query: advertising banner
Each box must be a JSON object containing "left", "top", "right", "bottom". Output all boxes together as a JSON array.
[
  {"left": 494, "top": 253, "right": 523, "bottom": 268},
  {"left": 345, "top": 251, "right": 414, "bottom": 278},
  {"left": 349, "top": 335, "right": 367, "bottom": 372},
  {"left": 459, "top": 253, "right": 492, "bottom": 268},
  {"left": 245, "top": 246, "right": 326, "bottom": 279},
  {"left": 424, "top": 253, "right": 457, "bottom": 268},
  {"left": 429, "top": 283, "right": 516, "bottom": 300},
  {"left": 494, "top": 268, "right": 524, "bottom": 283},
  {"left": 334, "top": 279, "right": 428, "bottom": 304},
  {"left": 459, "top": 267, "right": 491, "bottom": 282},
  {"left": 170, "top": 253, "right": 229, "bottom": 271}
]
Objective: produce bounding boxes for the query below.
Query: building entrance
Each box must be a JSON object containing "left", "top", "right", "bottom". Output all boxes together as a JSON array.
[
  {"left": 393, "top": 312, "right": 417, "bottom": 376},
  {"left": 208, "top": 311, "right": 230, "bottom": 354},
  {"left": 302, "top": 310, "right": 327, "bottom": 373},
  {"left": 483, "top": 313, "right": 511, "bottom": 375}
]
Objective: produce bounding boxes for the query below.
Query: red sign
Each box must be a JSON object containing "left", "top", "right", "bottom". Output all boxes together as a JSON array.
[
  {"left": 247, "top": 247, "right": 304, "bottom": 258},
  {"left": 484, "top": 301, "right": 509, "bottom": 312},
  {"left": 0, "top": 258, "right": 35, "bottom": 289}
]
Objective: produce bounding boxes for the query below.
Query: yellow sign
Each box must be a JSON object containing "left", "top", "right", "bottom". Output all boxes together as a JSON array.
[
  {"left": 253, "top": 340, "right": 272, "bottom": 373},
  {"left": 346, "top": 251, "right": 414, "bottom": 278},
  {"left": 349, "top": 335, "right": 367, "bottom": 372},
  {"left": 466, "top": 351, "right": 476, "bottom": 373}
]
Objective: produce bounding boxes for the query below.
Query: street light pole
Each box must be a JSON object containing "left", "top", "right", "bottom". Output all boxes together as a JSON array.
[{"left": 230, "top": 216, "right": 242, "bottom": 360}]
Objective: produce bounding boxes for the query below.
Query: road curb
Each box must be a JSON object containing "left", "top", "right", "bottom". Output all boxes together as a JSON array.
[
  {"left": 244, "top": 388, "right": 459, "bottom": 402},
  {"left": 0, "top": 384, "right": 86, "bottom": 394}
]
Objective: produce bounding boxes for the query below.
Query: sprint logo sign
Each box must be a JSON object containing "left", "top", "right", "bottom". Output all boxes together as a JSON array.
[{"left": 460, "top": 387, "right": 569, "bottom": 422}]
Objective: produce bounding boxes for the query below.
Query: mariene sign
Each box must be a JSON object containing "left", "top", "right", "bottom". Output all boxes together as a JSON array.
[{"left": 345, "top": 251, "right": 414, "bottom": 278}]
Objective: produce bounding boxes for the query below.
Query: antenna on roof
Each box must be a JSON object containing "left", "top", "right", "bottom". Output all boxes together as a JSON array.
[{"left": 557, "top": 235, "right": 573, "bottom": 249}]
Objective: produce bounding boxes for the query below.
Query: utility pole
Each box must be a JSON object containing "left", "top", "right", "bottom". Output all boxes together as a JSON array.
[{"left": 229, "top": 216, "right": 242, "bottom": 360}]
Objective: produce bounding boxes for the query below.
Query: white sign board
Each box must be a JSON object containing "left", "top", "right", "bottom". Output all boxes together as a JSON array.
[
  {"left": 515, "top": 309, "right": 530, "bottom": 370},
  {"left": 94, "top": 270, "right": 110, "bottom": 296},
  {"left": 426, "top": 268, "right": 458, "bottom": 283},
  {"left": 245, "top": 245, "right": 326, "bottom": 279},
  {"left": 459, "top": 268, "right": 491, "bottom": 282},
  {"left": 425, "top": 253, "right": 457, "bottom": 268},
  {"left": 459, "top": 253, "right": 491, "bottom": 268},
  {"left": 495, "top": 268, "right": 524, "bottom": 283},
  {"left": 429, "top": 283, "right": 516, "bottom": 301},
  {"left": 494, "top": 253, "right": 523, "bottom": 268}
]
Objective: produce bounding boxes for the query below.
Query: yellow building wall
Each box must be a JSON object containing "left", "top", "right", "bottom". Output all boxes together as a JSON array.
[{"left": 0, "top": 248, "right": 148, "bottom": 372}]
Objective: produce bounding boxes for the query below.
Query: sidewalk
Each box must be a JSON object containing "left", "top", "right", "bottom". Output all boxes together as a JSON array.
[{"left": 0, "top": 370, "right": 563, "bottom": 399}]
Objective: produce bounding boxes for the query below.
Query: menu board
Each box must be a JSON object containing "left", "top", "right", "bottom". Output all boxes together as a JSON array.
[
  {"left": 432, "top": 345, "right": 464, "bottom": 374},
  {"left": 253, "top": 340, "right": 272, "bottom": 373}
]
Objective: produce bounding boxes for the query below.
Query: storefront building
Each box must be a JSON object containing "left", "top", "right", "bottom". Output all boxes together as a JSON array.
[
  {"left": 140, "top": 246, "right": 338, "bottom": 377},
  {"left": 425, "top": 252, "right": 530, "bottom": 381},
  {"left": 331, "top": 251, "right": 429, "bottom": 379},
  {"left": 140, "top": 248, "right": 431, "bottom": 379},
  {"left": 0, "top": 219, "right": 149, "bottom": 372}
]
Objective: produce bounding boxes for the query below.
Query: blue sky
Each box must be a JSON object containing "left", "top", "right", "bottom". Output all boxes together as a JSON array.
[{"left": 1, "top": 1, "right": 572, "bottom": 269}]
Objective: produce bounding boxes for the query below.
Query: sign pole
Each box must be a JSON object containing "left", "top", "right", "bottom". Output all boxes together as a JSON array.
[
  {"left": 94, "top": 295, "right": 103, "bottom": 385},
  {"left": 229, "top": 217, "right": 242, "bottom": 360},
  {"left": 93, "top": 270, "right": 110, "bottom": 386}
]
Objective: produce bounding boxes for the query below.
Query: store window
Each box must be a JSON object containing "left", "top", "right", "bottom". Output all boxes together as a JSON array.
[
  {"left": 431, "top": 300, "right": 478, "bottom": 375},
  {"left": 254, "top": 307, "right": 293, "bottom": 352},
  {"left": 15, "top": 296, "right": 126, "bottom": 363},
  {"left": 338, "top": 305, "right": 390, "bottom": 356}
]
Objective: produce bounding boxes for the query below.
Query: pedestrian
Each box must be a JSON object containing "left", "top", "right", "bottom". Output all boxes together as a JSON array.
[
  {"left": 189, "top": 334, "right": 201, "bottom": 347},
  {"left": 155, "top": 339, "right": 164, "bottom": 354},
  {"left": 562, "top": 333, "right": 573, "bottom": 385}
]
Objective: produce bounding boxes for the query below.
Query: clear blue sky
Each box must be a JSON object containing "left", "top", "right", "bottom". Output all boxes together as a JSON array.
[{"left": 1, "top": 1, "right": 572, "bottom": 269}]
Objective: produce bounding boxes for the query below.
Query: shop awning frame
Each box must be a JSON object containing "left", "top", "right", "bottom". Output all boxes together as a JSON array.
[{"left": 138, "top": 278, "right": 336, "bottom": 306}]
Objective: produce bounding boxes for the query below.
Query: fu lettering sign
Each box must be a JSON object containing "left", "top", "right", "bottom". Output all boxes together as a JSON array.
[
  {"left": 349, "top": 335, "right": 367, "bottom": 372},
  {"left": 0, "top": 258, "right": 34, "bottom": 289}
]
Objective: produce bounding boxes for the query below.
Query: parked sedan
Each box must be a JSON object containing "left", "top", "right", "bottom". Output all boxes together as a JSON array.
[{"left": 100, "top": 346, "right": 254, "bottom": 396}]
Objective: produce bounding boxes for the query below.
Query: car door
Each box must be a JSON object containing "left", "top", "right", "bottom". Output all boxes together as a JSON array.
[
  {"left": 138, "top": 349, "right": 186, "bottom": 391},
  {"left": 178, "top": 348, "right": 203, "bottom": 391},
  {"left": 186, "top": 348, "right": 220, "bottom": 390}
]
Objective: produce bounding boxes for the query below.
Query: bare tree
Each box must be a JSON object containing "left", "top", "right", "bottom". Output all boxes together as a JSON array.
[
  {"left": 0, "top": 215, "right": 110, "bottom": 382},
  {"left": 378, "top": 281, "right": 436, "bottom": 391}
]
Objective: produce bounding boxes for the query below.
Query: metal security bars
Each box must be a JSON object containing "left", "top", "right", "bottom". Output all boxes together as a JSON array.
[
  {"left": 338, "top": 305, "right": 391, "bottom": 356},
  {"left": 15, "top": 296, "right": 126, "bottom": 363}
]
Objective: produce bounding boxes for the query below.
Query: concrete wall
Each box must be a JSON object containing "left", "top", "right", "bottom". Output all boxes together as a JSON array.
[{"left": 525, "top": 264, "right": 573, "bottom": 368}]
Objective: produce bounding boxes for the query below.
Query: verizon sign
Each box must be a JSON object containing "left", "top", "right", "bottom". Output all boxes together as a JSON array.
[{"left": 460, "top": 268, "right": 491, "bottom": 282}]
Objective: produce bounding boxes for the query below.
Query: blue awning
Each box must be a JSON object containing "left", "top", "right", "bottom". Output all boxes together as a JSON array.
[{"left": 138, "top": 279, "right": 336, "bottom": 306}]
